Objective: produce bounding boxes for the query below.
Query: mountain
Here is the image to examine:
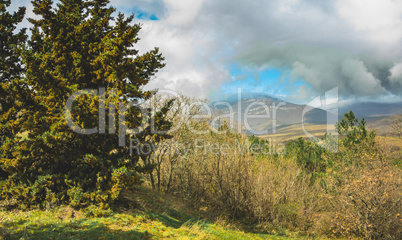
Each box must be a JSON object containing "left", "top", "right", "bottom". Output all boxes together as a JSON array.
[
  {"left": 338, "top": 102, "right": 401, "bottom": 135},
  {"left": 339, "top": 102, "right": 402, "bottom": 118},
  {"left": 208, "top": 93, "right": 400, "bottom": 140},
  {"left": 209, "top": 93, "right": 337, "bottom": 137}
]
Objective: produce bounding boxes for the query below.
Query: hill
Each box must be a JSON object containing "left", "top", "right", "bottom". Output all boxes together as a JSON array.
[
  {"left": 339, "top": 102, "right": 402, "bottom": 119},
  {"left": 210, "top": 93, "right": 336, "bottom": 136},
  {"left": 210, "top": 93, "right": 400, "bottom": 141}
]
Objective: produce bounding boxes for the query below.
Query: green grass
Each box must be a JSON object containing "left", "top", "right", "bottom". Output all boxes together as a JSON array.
[{"left": 0, "top": 187, "right": 311, "bottom": 240}]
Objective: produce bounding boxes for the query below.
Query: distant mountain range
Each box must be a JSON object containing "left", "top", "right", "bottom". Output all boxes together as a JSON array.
[
  {"left": 208, "top": 93, "right": 400, "bottom": 139},
  {"left": 339, "top": 102, "right": 402, "bottom": 118}
]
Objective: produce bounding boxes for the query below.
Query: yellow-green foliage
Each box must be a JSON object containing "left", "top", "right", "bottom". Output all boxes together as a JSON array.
[
  {"left": 0, "top": 0, "right": 26, "bottom": 146},
  {"left": 0, "top": 0, "right": 169, "bottom": 209},
  {"left": 0, "top": 187, "right": 301, "bottom": 240}
]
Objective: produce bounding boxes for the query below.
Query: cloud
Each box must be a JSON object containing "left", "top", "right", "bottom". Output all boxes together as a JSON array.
[
  {"left": 238, "top": 42, "right": 400, "bottom": 98},
  {"left": 340, "top": 58, "right": 386, "bottom": 96},
  {"left": 148, "top": 0, "right": 401, "bottom": 100},
  {"left": 390, "top": 62, "right": 402, "bottom": 85},
  {"left": 207, "top": 0, "right": 402, "bottom": 100},
  {"left": 8, "top": 0, "right": 402, "bottom": 102},
  {"left": 337, "top": 0, "right": 402, "bottom": 56}
]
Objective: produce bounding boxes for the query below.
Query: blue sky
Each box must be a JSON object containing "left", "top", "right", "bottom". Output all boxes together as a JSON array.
[
  {"left": 217, "top": 65, "right": 306, "bottom": 102},
  {"left": 131, "top": 8, "right": 159, "bottom": 21},
  {"left": 9, "top": 0, "right": 402, "bottom": 105},
  {"left": 220, "top": 66, "right": 286, "bottom": 96}
]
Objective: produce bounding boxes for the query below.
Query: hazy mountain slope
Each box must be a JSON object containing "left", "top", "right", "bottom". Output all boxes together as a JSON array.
[{"left": 210, "top": 93, "right": 336, "bottom": 136}]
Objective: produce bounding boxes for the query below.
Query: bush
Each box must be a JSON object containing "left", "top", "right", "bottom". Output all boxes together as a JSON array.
[
  {"left": 142, "top": 105, "right": 321, "bottom": 230},
  {"left": 284, "top": 137, "right": 332, "bottom": 183},
  {"left": 315, "top": 111, "right": 402, "bottom": 239},
  {"left": 145, "top": 107, "right": 402, "bottom": 238},
  {"left": 327, "top": 166, "right": 401, "bottom": 239}
]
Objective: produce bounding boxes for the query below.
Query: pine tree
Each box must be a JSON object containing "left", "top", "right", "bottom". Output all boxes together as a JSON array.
[
  {"left": 0, "top": 1, "right": 27, "bottom": 178},
  {"left": 335, "top": 110, "right": 377, "bottom": 166},
  {"left": 0, "top": 0, "right": 26, "bottom": 142},
  {"left": 0, "top": 0, "right": 171, "bottom": 211}
]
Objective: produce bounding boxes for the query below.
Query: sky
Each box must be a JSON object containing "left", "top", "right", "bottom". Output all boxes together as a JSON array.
[{"left": 9, "top": 0, "right": 402, "bottom": 106}]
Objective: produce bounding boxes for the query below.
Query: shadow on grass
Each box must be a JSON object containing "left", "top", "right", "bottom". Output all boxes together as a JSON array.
[
  {"left": 2, "top": 218, "right": 151, "bottom": 240},
  {"left": 143, "top": 206, "right": 202, "bottom": 229}
]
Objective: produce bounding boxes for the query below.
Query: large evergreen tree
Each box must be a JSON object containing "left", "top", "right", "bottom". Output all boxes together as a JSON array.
[
  {"left": 0, "top": 0, "right": 26, "bottom": 145},
  {"left": 0, "top": 0, "right": 170, "bottom": 210},
  {"left": 0, "top": 1, "right": 27, "bottom": 179}
]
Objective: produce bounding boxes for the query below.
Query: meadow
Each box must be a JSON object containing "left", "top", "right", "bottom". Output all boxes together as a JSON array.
[{"left": 0, "top": 186, "right": 306, "bottom": 240}]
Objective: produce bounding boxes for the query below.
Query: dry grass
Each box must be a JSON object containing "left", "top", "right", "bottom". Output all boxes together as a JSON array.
[
  {"left": 260, "top": 124, "right": 332, "bottom": 142},
  {"left": 376, "top": 136, "right": 402, "bottom": 149}
]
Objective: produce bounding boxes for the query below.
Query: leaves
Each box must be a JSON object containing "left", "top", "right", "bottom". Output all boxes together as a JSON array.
[{"left": 0, "top": 0, "right": 168, "bottom": 209}]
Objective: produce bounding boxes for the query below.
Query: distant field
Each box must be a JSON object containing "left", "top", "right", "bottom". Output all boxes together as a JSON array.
[
  {"left": 259, "top": 124, "right": 333, "bottom": 142},
  {"left": 258, "top": 116, "right": 400, "bottom": 145},
  {"left": 365, "top": 116, "right": 392, "bottom": 134},
  {"left": 377, "top": 136, "right": 402, "bottom": 150}
]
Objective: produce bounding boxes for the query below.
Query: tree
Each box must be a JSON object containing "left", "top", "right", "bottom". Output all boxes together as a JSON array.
[
  {"left": 0, "top": 0, "right": 26, "bottom": 143},
  {"left": 141, "top": 94, "right": 206, "bottom": 192},
  {"left": 0, "top": 0, "right": 27, "bottom": 179},
  {"left": 335, "top": 110, "right": 377, "bottom": 165},
  {"left": 336, "top": 110, "right": 374, "bottom": 146},
  {"left": 0, "top": 0, "right": 170, "bottom": 211},
  {"left": 284, "top": 137, "right": 331, "bottom": 183}
]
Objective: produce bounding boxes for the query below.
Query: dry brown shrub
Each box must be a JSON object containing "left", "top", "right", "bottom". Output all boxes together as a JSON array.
[
  {"left": 249, "top": 156, "right": 323, "bottom": 231},
  {"left": 323, "top": 164, "right": 401, "bottom": 239},
  {"left": 143, "top": 97, "right": 402, "bottom": 238},
  {"left": 152, "top": 123, "right": 322, "bottom": 231}
]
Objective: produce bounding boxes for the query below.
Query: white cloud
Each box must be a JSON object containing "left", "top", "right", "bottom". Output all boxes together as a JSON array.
[
  {"left": 8, "top": 0, "right": 402, "bottom": 102},
  {"left": 163, "top": 0, "right": 205, "bottom": 26},
  {"left": 336, "top": 0, "right": 402, "bottom": 56}
]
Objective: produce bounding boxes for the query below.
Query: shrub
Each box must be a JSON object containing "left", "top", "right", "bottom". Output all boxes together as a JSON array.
[
  {"left": 284, "top": 137, "right": 332, "bottom": 183},
  {"left": 143, "top": 107, "right": 321, "bottom": 230},
  {"left": 146, "top": 108, "right": 401, "bottom": 238},
  {"left": 328, "top": 166, "right": 401, "bottom": 239}
]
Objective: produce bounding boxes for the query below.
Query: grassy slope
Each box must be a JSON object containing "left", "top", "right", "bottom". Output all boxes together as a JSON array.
[
  {"left": 0, "top": 187, "right": 307, "bottom": 240},
  {"left": 260, "top": 124, "right": 331, "bottom": 142},
  {"left": 260, "top": 118, "right": 400, "bottom": 144}
]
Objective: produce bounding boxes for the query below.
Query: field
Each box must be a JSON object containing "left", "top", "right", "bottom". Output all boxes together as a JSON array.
[
  {"left": 260, "top": 115, "right": 398, "bottom": 144},
  {"left": 260, "top": 124, "right": 333, "bottom": 142},
  {"left": 0, "top": 187, "right": 309, "bottom": 240}
]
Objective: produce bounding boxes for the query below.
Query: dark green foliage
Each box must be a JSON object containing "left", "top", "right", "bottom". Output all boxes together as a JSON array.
[
  {"left": 0, "top": 0, "right": 170, "bottom": 210},
  {"left": 284, "top": 138, "right": 331, "bottom": 182},
  {"left": 284, "top": 111, "right": 378, "bottom": 182},
  {"left": 336, "top": 110, "right": 375, "bottom": 147},
  {"left": 335, "top": 110, "right": 377, "bottom": 166},
  {"left": 249, "top": 135, "right": 269, "bottom": 154},
  {"left": 0, "top": 0, "right": 26, "bottom": 147}
]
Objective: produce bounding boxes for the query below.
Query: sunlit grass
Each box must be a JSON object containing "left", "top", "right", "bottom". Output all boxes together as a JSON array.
[{"left": 0, "top": 187, "right": 306, "bottom": 240}]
